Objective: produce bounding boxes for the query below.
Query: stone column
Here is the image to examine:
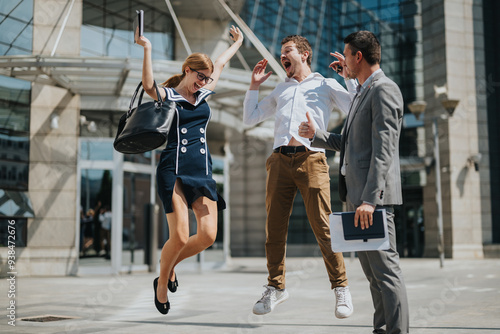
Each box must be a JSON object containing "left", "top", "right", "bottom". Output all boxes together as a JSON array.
[
  {"left": 422, "top": 0, "right": 488, "bottom": 259},
  {"left": 21, "top": 0, "right": 82, "bottom": 276},
  {"left": 229, "top": 130, "right": 271, "bottom": 256}
]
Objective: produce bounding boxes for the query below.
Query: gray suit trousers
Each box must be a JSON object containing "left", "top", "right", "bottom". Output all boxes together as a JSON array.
[{"left": 347, "top": 202, "right": 409, "bottom": 334}]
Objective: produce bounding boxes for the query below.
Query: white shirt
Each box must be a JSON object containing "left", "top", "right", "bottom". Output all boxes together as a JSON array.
[
  {"left": 99, "top": 211, "right": 112, "bottom": 230},
  {"left": 243, "top": 72, "right": 356, "bottom": 151}
]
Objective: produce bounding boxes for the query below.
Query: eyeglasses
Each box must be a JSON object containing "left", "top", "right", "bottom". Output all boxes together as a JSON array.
[{"left": 190, "top": 68, "right": 214, "bottom": 84}]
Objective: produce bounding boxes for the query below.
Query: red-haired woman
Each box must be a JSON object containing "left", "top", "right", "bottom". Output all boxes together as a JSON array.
[{"left": 137, "top": 26, "right": 243, "bottom": 314}]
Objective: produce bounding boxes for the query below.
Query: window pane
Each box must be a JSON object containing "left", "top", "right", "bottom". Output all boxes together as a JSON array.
[
  {"left": 122, "top": 172, "right": 151, "bottom": 265},
  {"left": 10, "top": 0, "right": 33, "bottom": 22},
  {"left": 0, "top": 76, "right": 30, "bottom": 191},
  {"left": 0, "top": 0, "right": 33, "bottom": 55},
  {"left": 81, "top": 0, "right": 174, "bottom": 60},
  {"left": 80, "top": 140, "right": 114, "bottom": 161},
  {"left": 0, "top": 218, "right": 27, "bottom": 247},
  {"left": 79, "top": 169, "right": 112, "bottom": 260}
]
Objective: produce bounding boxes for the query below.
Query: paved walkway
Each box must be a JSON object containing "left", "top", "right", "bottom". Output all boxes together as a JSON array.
[{"left": 2, "top": 257, "right": 500, "bottom": 333}]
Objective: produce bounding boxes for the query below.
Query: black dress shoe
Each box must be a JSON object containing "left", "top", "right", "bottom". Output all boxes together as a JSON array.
[
  {"left": 153, "top": 277, "right": 170, "bottom": 314},
  {"left": 168, "top": 274, "right": 178, "bottom": 293}
]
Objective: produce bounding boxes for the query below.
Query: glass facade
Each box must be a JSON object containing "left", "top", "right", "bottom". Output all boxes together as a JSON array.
[
  {"left": 0, "top": 218, "right": 27, "bottom": 247},
  {"left": 79, "top": 167, "right": 113, "bottom": 259},
  {"left": 78, "top": 138, "right": 159, "bottom": 267},
  {"left": 483, "top": 0, "right": 500, "bottom": 243},
  {"left": 0, "top": 1, "right": 33, "bottom": 248},
  {"left": 240, "top": 0, "right": 424, "bottom": 256},
  {"left": 122, "top": 171, "right": 151, "bottom": 265},
  {"left": 0, "top": 30, "right": 31, "bottom": 191},
  {"left": 80, "top": 140, "right": 114, "bottom": 162},
  {"left": 0, "top": 0, "right": 32, "bottom": 191},
  {"left": 81, "top": 0, "right": 175, "bottom": 60},
  {"left": 240, "top": 0, "right": 421, "bottom": 85},
  {"left": 0, "top": 0, "right": 33, "bottom": 56},
  {"left": 0, "top": 0, "right": 493, "bottom": 263}
]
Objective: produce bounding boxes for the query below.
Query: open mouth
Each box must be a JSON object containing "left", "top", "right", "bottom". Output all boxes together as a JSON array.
[
  {"left": 282, "top": 60, "right": 291, "bottom": 71},
  {"left": 194, "top": 82, "right": 203, "bottom": 89}
]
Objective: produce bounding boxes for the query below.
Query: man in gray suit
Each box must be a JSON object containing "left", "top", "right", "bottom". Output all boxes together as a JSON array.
[{"left": 299, "top": 31, "right": 409, "bottom": 334}]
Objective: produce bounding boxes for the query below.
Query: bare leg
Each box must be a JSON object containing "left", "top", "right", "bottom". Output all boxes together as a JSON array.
[
  {"left": 157, "top": 180, "right": 190, "bottom": 304},
  {"left": 169, "top": 269, "right": 176, "bottom": 281},
  {"left": 172, "top": 196, "right": 218, "bottom": 266}
]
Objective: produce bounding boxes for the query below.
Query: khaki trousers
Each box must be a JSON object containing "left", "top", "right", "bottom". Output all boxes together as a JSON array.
[{"left": 265, "top": 151, "right": 348, "bottom": 290}]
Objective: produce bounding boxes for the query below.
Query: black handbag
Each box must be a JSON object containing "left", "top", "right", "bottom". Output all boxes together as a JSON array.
[{"left": 113, "top": 81, "right": 176, "bottom": 154}]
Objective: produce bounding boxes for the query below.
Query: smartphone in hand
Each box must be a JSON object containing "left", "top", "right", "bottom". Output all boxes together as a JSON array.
[{"left": 133, "top": 10, "right": 144, "bottom": 43}]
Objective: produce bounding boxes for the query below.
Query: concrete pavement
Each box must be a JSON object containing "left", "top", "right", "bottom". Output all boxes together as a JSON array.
[{"left": 2, "top": 256, "right": 500, "bottom": 334}]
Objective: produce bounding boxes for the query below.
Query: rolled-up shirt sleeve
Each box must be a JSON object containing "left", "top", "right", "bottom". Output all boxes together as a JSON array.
[{"left": 243, "top": 90, "right": 276, "bottom": 126}]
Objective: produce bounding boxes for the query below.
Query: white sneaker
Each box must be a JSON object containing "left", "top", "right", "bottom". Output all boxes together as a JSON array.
[
  {"left": 334, "top": 286, "right": 353, "bottom": 318},
  {"left": 252, "top": 285, "right": 289, "bottom": 315}
]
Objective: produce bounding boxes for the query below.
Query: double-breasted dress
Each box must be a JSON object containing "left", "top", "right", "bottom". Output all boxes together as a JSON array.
[{"left": 156, "top": 87, "right": 226, "bottom": 213}]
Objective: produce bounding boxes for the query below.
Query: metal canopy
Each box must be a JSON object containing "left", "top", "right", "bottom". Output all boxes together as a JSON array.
[
  {"left": 0, "top": 0, "right": 283, "bottom": 137},
  {"left": 0, "top": 55, "right": 134, "bottom": 96},
  {"left": 0, "top": 54, "right": 279, "bottom": 136},
  {"left": 0, "top": 54, "right": 278, "bottom": 94}
]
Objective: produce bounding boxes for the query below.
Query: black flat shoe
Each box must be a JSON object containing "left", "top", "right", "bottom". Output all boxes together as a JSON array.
[
  {"left": 153, "top": 277, "right": 170, "bottom": 314},
  {"left": 168, "top": 274, "right": 178, "bottom": 293}
]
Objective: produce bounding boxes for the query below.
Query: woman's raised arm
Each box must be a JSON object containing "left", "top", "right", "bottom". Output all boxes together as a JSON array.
[
  {"left": 204, "top": 25, "right": 244, "bottom": 91},
  {"left": 136, "top": 36, "right": 166, "bottom": 101}
]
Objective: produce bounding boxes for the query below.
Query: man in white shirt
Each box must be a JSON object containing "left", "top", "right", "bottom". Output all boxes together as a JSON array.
[{"left": 243, "top": 35, "right": 354, "bottom": 318}]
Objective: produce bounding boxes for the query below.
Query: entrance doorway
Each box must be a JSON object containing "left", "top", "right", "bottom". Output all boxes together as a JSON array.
[
  {"left": 77, "top": 138, "right": 231, "bottom": 274},
  {"left": 122, "top": 171, "right": 151, "bottom": 267},
  {"left": 395, "top": 188, "right": 425, "bottom": 257},
  {"left": 77, "top": 138, "right": 156, "bottom": 274},
  {"left": 79, "top": 168, "right": 113, "bottom": 262}
]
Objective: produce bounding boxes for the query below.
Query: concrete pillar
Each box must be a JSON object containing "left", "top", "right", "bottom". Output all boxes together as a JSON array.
[
  {"left": 176, "top": 18, "right": 228, "bottom": 60},
  {"left": 229, "top": 130, "right": 271, "bottom": 256},
  {"left": 32, "top": 0, "right": 82, "bottom": 56},
  {"left": 20, "top": 0, "right": 82, "bottom": 276},
  {"left": 422, "top": 0, "right": 488, "bottom": 259}
]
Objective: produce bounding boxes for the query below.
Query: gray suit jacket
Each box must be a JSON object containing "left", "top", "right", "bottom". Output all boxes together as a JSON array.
[{"left": 312, "top": 71, "right": 403, "bottom": 206}]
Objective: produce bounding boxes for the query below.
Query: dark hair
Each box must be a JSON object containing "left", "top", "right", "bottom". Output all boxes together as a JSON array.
[
  {"left": 281, "top": 35, "right": 313, "bottom": 66},
  {"left": 344, "top": 31, "right": 381, "bottom": 65},
  {"left": 161, "top": 52, "right": 214, "bottom": 88}
]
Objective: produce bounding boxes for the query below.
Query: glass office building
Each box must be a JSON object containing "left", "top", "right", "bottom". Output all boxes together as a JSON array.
[
  {"left": 483, "top": 0, "right": 500, "bottom": 243},
  {"left": 80, "top": 0, "right": 174, "bottom": 59},
  {"left": 238, "top": 0, "right": 498, "bottom": 258},
  {"left": 0, "top": 0, "right": 34, "bottom": 248},
  {"left": 240, "top": 0, "right": 425, "bottom": 256},
  {"left": 0, "top": 0, "right": 498, "bottom": 276},
  {"left": 0, "top": 0, "right": 246, "bottom": 275}
]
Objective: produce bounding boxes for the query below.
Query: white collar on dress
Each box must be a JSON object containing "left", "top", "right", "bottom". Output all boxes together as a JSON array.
[{"left": 164, "top": 87, "right": 214, "bottom": 106}]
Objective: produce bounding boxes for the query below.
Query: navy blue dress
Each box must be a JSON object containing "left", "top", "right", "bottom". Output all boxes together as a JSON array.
[{"left": 156, "top": 87, "right": 226, "bottom": 213}]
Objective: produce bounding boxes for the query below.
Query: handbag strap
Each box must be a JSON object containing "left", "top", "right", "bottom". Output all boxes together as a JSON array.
[{"left": 127, "top": 81, "right": 165, "bottom": 117}]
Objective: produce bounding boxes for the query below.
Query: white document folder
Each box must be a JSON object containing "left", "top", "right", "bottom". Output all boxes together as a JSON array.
[{"left": 330, "top": 209, "right": 390, "bottom": 252}]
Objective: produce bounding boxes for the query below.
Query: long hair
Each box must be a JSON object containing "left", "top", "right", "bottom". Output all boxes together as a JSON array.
[{"left": 161, "top": 53, "right": 214, "bottom": 88}]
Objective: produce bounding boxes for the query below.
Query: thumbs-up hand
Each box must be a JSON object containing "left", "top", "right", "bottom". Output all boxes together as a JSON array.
[{"left": 298, "top": 112, "right": 316, "bottom": 140}]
